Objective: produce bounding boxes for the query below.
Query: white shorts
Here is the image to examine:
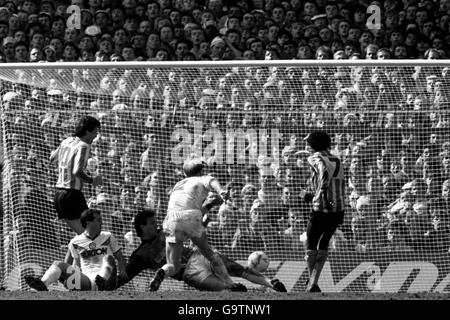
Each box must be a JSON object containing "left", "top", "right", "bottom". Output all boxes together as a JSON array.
[
  {"left": 162, "top": 209, "right": 205, "bottom": 243},
  {"left": 182, "top": 250, "right": 214, "bottom": 284}
]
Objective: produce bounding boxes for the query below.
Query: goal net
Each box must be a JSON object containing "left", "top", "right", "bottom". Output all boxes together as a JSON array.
[{"left": 1, "top": 60, "right": 450, "bottom": 293}]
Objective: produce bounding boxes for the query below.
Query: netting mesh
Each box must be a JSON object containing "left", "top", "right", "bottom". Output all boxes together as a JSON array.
[{"left": 1, "top": 61, "right": 450, "bottom": 293}]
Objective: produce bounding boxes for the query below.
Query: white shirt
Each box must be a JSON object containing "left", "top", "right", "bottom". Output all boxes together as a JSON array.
[
  {"left": 69, "top": 231, "right": 120, "bottom": 278},
  {"left": 167, "top": 175, "right": 214, "bottom": 212}
]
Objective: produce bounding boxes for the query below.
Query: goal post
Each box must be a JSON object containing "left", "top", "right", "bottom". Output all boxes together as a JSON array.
[{"left": 1, "top": 60, "right": 450, "bottom": 293}]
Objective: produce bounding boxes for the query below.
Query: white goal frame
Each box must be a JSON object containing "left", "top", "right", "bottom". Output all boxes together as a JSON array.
[{"left": 1, "top": 59, "right": 450, "bottom": 293}]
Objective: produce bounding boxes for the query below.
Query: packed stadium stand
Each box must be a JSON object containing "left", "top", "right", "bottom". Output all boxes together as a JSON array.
[{"left": 1, "top": 0, "right": 450, "bottom": 293}]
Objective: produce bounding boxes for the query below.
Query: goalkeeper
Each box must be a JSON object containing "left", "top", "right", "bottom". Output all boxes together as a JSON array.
[{"left": 115, "top": 207, "right": 287, "bottom": 292}]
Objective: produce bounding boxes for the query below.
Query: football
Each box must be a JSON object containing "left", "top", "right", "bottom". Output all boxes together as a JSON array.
[{"left": 247, "top": 251, "right": 270, "bottom": 273}]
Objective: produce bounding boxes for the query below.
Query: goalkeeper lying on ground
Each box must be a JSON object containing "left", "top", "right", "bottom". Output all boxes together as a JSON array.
[{"left": 114, "top": 206, "right": 287, "bottom": 292}]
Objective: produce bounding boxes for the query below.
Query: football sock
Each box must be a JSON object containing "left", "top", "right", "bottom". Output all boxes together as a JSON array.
[
  {"left": 305, "top": 250, "right": 318, "bottom": 278},
  {"left": 41, "top": 263, "right": 62, "bottom": 286},
  {"left": 311, "top": 250, "right": 328, "bottom": 286},
  {"left": 305, "top": 250, "right": 318, "bottom": 287}
]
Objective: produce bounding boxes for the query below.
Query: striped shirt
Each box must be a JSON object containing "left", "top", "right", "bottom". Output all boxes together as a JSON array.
[
  {"left": 69, "top": 231, "right": 120, "bottom": 279},
  {"left": 307, "top": 151, "right": 345, "bottom": 213},
  {"left": 55, "top": 137, "right": 91, "bottom": 190}
]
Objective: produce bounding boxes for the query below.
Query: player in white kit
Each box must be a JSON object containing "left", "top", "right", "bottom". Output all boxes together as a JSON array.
[
  {"left": 25, "top": 209, "right": 126, "bottom": 291},
  {"left": 149, "top": 158, "right": 237, "bottom": 291},
  {"left": 51, "top": 115, "right": 103, "bottom": 235}
]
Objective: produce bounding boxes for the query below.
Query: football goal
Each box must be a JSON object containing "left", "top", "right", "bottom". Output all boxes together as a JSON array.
[{"left": 1, "top": 60, "right": 450, "bottom": 293}]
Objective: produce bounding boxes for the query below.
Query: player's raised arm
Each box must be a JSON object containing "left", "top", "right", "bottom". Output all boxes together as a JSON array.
[
  {"left": 209, "top": 178, "right": 230, "bottom": 201},
  {"left": 201, "top": 192, "right": 224, "bottom": 214}
]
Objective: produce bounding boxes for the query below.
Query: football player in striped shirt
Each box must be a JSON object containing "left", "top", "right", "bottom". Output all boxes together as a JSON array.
[
  {"left": 301, "top": 131, "right": 345, "bottom": 293},
  {"left": 50, "top": 116, "right": 103, "bottom": 235},
  {"left": 24, "top": 209, "right": 126, "bottom": 291}
]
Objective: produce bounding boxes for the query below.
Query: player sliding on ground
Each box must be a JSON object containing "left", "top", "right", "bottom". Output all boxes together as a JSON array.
[
  {"left": 115, "top": 208, "right": 287, "bottom": 292},
  {"left": 24, "top": 209, "right": 126, "bottom": 291},
  {"left": 148, "top": 158, "right": 236, "bottom": 291}
]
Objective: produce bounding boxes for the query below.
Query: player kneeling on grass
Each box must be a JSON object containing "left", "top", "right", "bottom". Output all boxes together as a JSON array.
[
  {"left": 25, "top": 209, "right": 126, "bottom": 291},
  {"left": 115, "top": 208, "right": 286, "bottom": 292}
]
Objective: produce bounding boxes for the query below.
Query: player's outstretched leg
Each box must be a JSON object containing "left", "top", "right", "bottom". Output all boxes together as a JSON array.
[
  {"left": 26, "top": 260, "right": 93, "bottom": 291},
  {"left": 210, "top": 253, "right": 234, "bottom": 287},
  {"left": 191, "top": 234, "right": 234, "bottom": 287},
  {"left": 25, "top": 260, "right": 66, "bottom": 291}
]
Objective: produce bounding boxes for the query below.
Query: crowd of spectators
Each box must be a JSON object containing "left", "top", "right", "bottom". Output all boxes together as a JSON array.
[
  {"left": 3, "top": 63, "right": 450, "bottom": 260},
  {"left": 1, "top": 0, "right": 450, "bottom": 62},
  {"left": 1, "top": 0, "right": 450, "bottom": 265}
]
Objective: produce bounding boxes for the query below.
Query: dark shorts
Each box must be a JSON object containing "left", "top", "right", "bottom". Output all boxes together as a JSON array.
[
  {"left": 306, "top": 210, "right": 344, "bottom": 251},
  {"left": 218, "top": 252, "right": 245, "bottom": 278},
  {"left": 54, "top": 189, "right": 88, "bottom": 220}
]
